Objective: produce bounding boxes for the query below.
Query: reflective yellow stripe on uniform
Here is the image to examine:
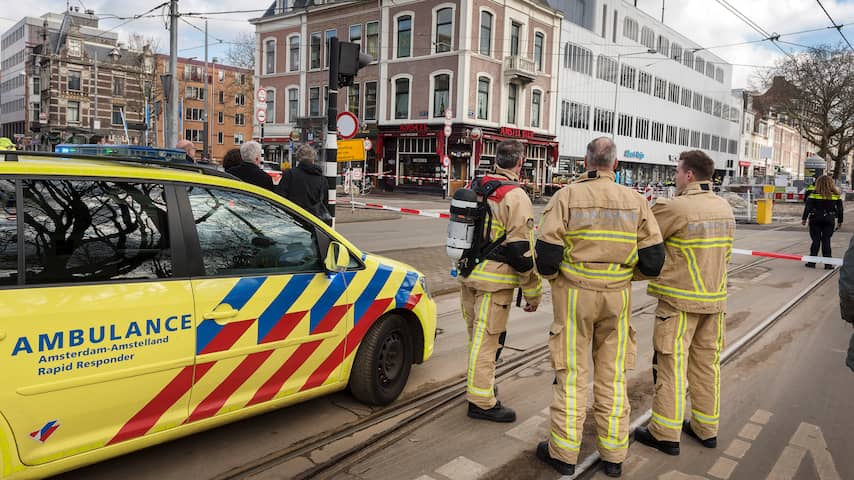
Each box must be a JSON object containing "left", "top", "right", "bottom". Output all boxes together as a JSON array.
[
  {"left": 691, "top": 408, "right": 719, "bottom": 425},
  {"left": 666, "top": 236, "right": 734, "bottom": 248},
  {"left": 467, "top": 293, "right": 493, "bottom": 398},
  {"left": 648, "top": 283, "right": 727, "bottom": 302},
  {"left": 681, "top": 248, "right": 707, "bottom": 293},
  {"left": 468, "top": 260, "right": 519, "bottom": 286},
  {"left": 560, "top": 262, "right": 633, "bottom": 281},
  {"left": 714, "top": 310, "right": 724, "bottom": 417},
  {"left": 602, "top": 289, "right": 630, "bottom": 449},
  {"left": 565, "top": 229, "right": 638, "bottom": 244},
  {"left": 557, "top": 288, "right": 581, "bottom": 452}
]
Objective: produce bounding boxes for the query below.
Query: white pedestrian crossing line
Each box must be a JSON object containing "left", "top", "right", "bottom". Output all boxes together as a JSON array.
[
  {"left": 722, "top": 438, "right": 751, "bottom": 459},
  {"left": 749, "top": 409, "right": 773, "bottom": 425},
  {"left": 505, "top": 415, "right": 548, "bottom": 444},
  {"left": 434, "top": 456, "right": 489, "bottom": 480},
  {"left": 707, "top": 457, "right": 738, "bottom": 480},
  {"left": 767, "top": 422, "right": 841, "bottom": 480},
  {"left": 736, "top": 422, "right": 762, "bottom": 441},
  {"left": 413, "top": 476, "right": 438, "bottom": 480}
]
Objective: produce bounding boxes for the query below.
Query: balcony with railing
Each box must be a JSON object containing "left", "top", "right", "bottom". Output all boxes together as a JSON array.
[{"left": 503, "top": 55, "right": 536, "bottom": 83}]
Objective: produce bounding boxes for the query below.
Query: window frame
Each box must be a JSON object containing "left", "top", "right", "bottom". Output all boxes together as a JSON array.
[
  {"left": 264, "top": 37, "right": 277, "bottom": 75},
  {"left": 479, "top": 9, "right": 494, "bottom": 57},
  {"left": 66, "top": 100, "right": 80, "bottom": 123},
  {"left": 392, "top": 75, "right": 412, "bottom": 120},
  {"left": 476, "top": 75, "right": 491, "bottom": 120},
  {"left": 288, "top": 34, "right": 300, "bottom": 72},
  {"left": 310, "top": 32, "right": 322, "bottom": 70},
  {"left": 534, "top": 31, "right": 545, "bottom": 72},
  {"left": 287, "top": 87, "right": 299, "bottom": 123},
  {"left": 433, "top": 5, "right": 454, "bottom": 54},
  {"left": 430, "top": 71, "right": 452, "bottom": 118},
  {"left": 395, "top": 12, "right": 414, "bottom": 59},
  {"left": 364, "top": 81, "right": 377, "bottom": 121},
  {"left": 530, "top": 88, "right": 542, "bottom": 128},
  {"left": 366, "top": 21, "right": 380, "bottom": 59}
]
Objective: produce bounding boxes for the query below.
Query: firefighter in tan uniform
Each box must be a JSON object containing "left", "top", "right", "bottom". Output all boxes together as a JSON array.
[
  {"left": 634, "top": 150, "right": 735, "bottom": 455},
  {"left": 460, "top": 140, "right": 542, "bottom": 423},
  {"left": 534, "top": 137, "right": 665, "bottom": 478}
]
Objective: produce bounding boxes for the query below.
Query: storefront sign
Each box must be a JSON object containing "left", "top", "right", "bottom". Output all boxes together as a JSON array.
[
  {"left": 337, "top": 139, "right": 366, "bottom": 162},
  {"left": 623, "top": 150, "right": 645, "bottom": 160},
  {"left": 499, "top": 127, "right": 534, "bottom": 139},
  {"left": 412, "top": 157, "right": 428, "bottom": 163},
  {"left": 738, "top": 161, "right": 751, "bottom": 167},
  {"left": 400, "top": 124, "right": 429, "bottom": 133}
]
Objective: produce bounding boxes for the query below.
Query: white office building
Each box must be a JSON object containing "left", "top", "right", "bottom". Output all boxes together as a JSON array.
[{"left": 551, "top": 0, "right": 742, "bottom": 185}]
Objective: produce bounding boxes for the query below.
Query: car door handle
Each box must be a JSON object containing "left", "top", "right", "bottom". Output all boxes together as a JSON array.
[{"left": 203, "top": 308, "right": 240, "bottom": 323}]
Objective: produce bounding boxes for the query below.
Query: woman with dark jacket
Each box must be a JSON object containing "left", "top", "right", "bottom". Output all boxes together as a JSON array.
[
  {"left": 802, "top": 174, "right": 843, "bottom": 269},
  {"left": 225, "top": 141, "right": 275, "bottom": 191},
  {"left": 277, "top": 145, "right": 328, "bottom": 219}
]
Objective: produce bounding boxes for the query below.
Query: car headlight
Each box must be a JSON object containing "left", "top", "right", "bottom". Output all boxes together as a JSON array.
[{"left": 419, "top": 275, "right": 431, "bottom": 298}]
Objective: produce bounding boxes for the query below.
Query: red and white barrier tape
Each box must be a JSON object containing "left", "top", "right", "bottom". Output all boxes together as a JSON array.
[
  {"left": 731, "top": 248, "right": 842, "bottom": 266},
  {"left": 345, "top": 200, "right": 450, "bottom": 219}
]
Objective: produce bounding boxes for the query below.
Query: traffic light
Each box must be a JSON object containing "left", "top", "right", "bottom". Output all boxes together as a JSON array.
[{"left": 338, "top": 42, "right": 372, "bottom": 88}]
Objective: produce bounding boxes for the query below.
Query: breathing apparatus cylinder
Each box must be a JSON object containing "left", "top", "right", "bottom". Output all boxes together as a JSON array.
[{"left": 446, "top": 187, "right": 479, "bottom": 262}]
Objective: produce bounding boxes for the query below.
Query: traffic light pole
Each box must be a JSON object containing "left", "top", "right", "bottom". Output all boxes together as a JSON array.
[{"left": 323, "top": 37, "right": 340, "bottom": 228}]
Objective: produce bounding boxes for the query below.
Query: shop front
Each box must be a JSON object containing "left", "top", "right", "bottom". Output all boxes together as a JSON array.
[
  {"left": 616, "top": 150, "right": 677, "bottom": 186},
  {"left": 474, "top": 127, "right": 558, "bottom": 196}
]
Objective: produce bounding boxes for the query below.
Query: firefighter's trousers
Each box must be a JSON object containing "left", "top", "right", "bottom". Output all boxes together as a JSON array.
[
  {"left": 460, "top": 284, "right": 512, "bottom": 409},
  {"left": 547, "top": 284, "right": 637, "bottom": 465},
  {"left": 649, "top": 301, "right": 725, "bottom": 443}
]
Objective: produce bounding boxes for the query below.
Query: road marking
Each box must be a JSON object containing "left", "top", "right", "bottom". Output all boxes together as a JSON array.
[
  {"left": 413, "top": 476, "right": 437, "bottom": 480},
  {"left": 768, "top": 422, "right": 841, "bottom": 480},
  {"left": 707, "top": 457, "right": 738, "bottom": 479},
  {"left": 722, "top": 438, "right": 751, "bottom": 459},
  {"left": 434, "top": 456, "right": 488, "bottom": 480},
  {"left": 622, "top": 454, "right": 649, "bottom": 477},
  {"left": 737, "top": 423, "right": 762, "bottom": 441},
  {"left": 659, "top": 471, "right": 708, "bottom": 480},
  {"left": 749, "top": 409, "right": 773, "bottom": 425},
  {"left": 505, "top": 415, "right": 547, "bottom": 444}
]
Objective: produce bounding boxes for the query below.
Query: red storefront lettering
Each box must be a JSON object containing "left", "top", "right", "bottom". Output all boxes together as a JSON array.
[
  {"left": 499, "top": 127, "right": 534, "bottom": 139},
  {"left": 400, "top": 124, "right": 428, "bottom": 133}
]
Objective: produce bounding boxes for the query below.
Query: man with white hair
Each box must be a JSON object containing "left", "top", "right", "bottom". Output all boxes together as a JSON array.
[{"left": 224, "top": 141, "right": 274, "bottom": 191}]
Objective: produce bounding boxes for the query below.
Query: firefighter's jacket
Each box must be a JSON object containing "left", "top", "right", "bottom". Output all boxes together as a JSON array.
[
  {"left": 535, "top": 170, "right": 665, "bottom": 290},
  {"left": 647, "top": 181, "right": 736, "bottom": 314},
  {"left": 460, "top": 167, "right": 542, "bottom": 306}
]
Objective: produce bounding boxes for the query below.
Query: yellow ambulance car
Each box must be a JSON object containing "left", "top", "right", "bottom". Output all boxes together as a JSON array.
[{"left": 0, "top": 152, "right": 436, "bottom": 479}]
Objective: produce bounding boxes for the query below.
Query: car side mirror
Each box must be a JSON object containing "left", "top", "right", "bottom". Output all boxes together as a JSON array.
[{"left": 325, "top": 241, "right": 350, "bottom": 273}]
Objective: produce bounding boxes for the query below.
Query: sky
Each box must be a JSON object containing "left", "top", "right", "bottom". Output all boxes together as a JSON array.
[{"left": 2, "top": 0, "right": 854, "bottom": 89}]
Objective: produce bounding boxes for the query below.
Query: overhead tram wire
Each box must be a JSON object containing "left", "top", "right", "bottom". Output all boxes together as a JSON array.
[
  {"left": 713, "top": 0, "right": 796, "bottom": 60},
  {"left": 815, "top": 0, "right": 854, "bottom": 51}
]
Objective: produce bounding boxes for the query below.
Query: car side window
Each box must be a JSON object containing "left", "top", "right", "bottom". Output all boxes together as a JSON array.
[
  {"left": 23, "top": 179, "right": 172, "bottom": 285},
  {"left": 0, "top": 179, "right": 17, "bottom": 286},
  {"left": 187, "top": 186, "right": 322, "bottom": 276}
]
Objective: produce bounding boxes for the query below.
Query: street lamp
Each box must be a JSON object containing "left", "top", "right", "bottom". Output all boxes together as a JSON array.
[{"left": 612, "top": 48, "right": 657, "bottom": 139}]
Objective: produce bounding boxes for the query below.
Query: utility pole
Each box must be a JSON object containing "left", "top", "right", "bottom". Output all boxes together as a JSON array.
[
  {"left": 202, "top": 19, "right": 209, "bottom": 161},
  {"left": 166, "top": 0, "right": 179, "bottom": 148},
  {"left": 323, "top": 37, "right": 340, "bottom": 227}
]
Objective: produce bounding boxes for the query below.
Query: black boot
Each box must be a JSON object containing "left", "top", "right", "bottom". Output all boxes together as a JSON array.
[
  {"left": 806, "top": 262, "right": 816, "bottom": 268},
  {"left": 634, "top": 426, "right": 680, "bottom": 455},
  {"left": 602, "top": 461, "right": 622, "bottom": 477},
  {"left": 535, "top": 441, "right": 575, "bottom": 475},
  {"left": 825, "top": 264, "right": 835, "bottom": 270},
  {"left": 467, "top": 401, "right": 516, "bottom": 423},
  {"left": 682, "top": 421, "right": 717, "bottom": 448}
]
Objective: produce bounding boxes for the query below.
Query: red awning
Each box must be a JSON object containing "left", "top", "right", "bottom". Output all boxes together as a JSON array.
[{"left": 738, "top": 161, "right": 751, "bottom": 167}]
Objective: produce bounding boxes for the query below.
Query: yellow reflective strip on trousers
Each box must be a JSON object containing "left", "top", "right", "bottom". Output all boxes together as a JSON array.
[
  {"left": 681, "top": 247, "right": 707, "bottom": 293},
  {"left": 551, "top": 431, "right": 581, "bottom": 451},
  {"left": 561, "top": 262, "right": 633, "bottom": 281},
  {"left": 564, "top": 288, "right": 579, "bottom": 446},
  {"left": 714, "top": 311, "right": 724, "bottom": 416},
  {"left": 467, "top": 293, "right": 491, "bottom": 397},
  {"left": 598, "top": 435, "right": 629, "bottom": 450},
  {"left": 692, "top": 408, "right": 719, "bottom": 425},
  {"left": 606, "top": 289, "right": 630, "bottom": 443},
  {"left": 648, "top": 283, "right": 727, "bottom": 302},
  {"left": 652, "top": 411, "right": 683, "bottom": 429},
  {"left": 675, "top": 311, "right": 688, "bottom": 424}
]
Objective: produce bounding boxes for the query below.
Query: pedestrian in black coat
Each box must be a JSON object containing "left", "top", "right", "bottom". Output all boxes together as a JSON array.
[
  {"left": 277, "top": 145, "right": 328, "bottom": 219},
  {"left": 225, "top": 141, "right": 275, "bottom": 191},
  {"left": 802, "top": 175, "right": 844, "bottom": 269}
]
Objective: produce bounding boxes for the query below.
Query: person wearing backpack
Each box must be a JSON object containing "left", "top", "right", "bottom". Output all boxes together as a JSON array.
[{"left": 459, "top": 139, "right": 542, "bottom": 423}]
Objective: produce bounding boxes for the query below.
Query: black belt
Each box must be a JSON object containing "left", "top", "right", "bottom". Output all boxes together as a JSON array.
[{"left": 485, "top": 245, "right": 508, "bottom": 264}]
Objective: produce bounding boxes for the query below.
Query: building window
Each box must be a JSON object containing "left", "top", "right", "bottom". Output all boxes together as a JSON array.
[
  {"left": 218, "top": 91, "right": 224, "bottom": 104},
  {"left": 480, "top": 11, "right": 493, "bottom": 56},
  {"left": 289, "top": 36, "right": 300, "bottom": 71},
  {"left": 534, "top": 32, "right": 545, "bottom": 71},
  {"left": 349, "top": 24, "right": 362, "bottom": 47},
  {"left": 394, "top": 78, "right": 409, "bottom": 119},
  {"left": 713, "top": 100, "right": 722, "bottom": 117},
  {"left": 641, "top": 26, "right": 655, "bottom": 49},
  {"left": 266, "top": 89, "right": 275, "bottom": 123},
  {"left": 217, "top": 132, "right": 224, "bottom": 144},
  {"left": 657, "top": 35, "right": 669, "bottom": 55},
  {"left": 651, "top": 121, "right": 664, "bottom": 142},
  {"left": 706, "top": 62, "right": 715, "bottom": 78},
  {"left": 477, "top": 77, "right": 490, "bottom": 120},
  {"left": 623, "top": 17, "right": 638, "bottom": 41},
  {"left": 531, "top": 90, "right": 542, "bottom": 128},
  {"left": 33, "top": 77, "right": 40, "bottom": 95},
  {"left": 507, "top": 83, "right": 518, "bottom": 124},
  {"left": 324, "top": 30, "right": 336, "bottom": 68},
  {"left": 510, "top": 22, "right": 521, "bottom": 56},
  {"left": 722, "top": 104, "right": 730, "bottom": 120},
  {"left": 348, "top": 83, "right": 360, "bottom": 117},
  {"left": 665, "top": 125, "right": 677, "bottom": 144},
  {"left": 638, "top": 71, "right": 652, "bottom": 94},
  {"left": 234, "top": 133, "right": 245, "bottom": 145},
  {"left": 67, "top": 101, "right": 80, "bottom": 123},
  {"left": 715, "top": 67, "right": 724, "bottom": 83},
  {"left": 691, "top": 130, "right": 701, "bottom": 148},
  {"left": 218, "top": 70, "right": 224, "bottom": 82},
  {"left": 397, "top": 15, "right": 412, "bottom": 58},
  {"left": 711, "top": 135, "right": 720, "bottom": 151},
  {"left": 309, "top": 87, "right": 320, "bottom": 117},
  {"left": 112, "top": 105, "right": 123, "bottom": 125},
  {"left": 635, "top": 117, "right": 650, "bottom": 139},
  {"left": 694, "top": 56, "right": 705, "bottom": 73},
  {"left": 364, "top": 81, "right": 377, "bottom": 120},
  {"left": 620, "top": 64, "right": 636, "bottom": 89},
  {"left": 601, "top": 4, "right": 607, "bottom": 37},
  {"left": 430, "top": 74, "right": 450, "bottom": 117},
  {"left": 667, "top": 83, "right": 680, "bottom": 103},
  {"left": 683, "top": 50, "right": 694, "bottom": 68},
  {"left": 564, "top": 43, "right": 593, "bottom": 75},
  {"left": 67, "top": 39, "right": 82, "bottom": 57},
  {"left": 435, "top": 8, "right": 453, "bottom": 53},
  {"left": 703, "top": 96, "right": 713, "bottom": 114},
  {"left": 701, "top": 133, "right": 711, "bottom": 150},
  {"left": 653, "top": 78, "right": 666, "bottom": 99},
  {"left": 288, "top": 88, "right": 299, "bottom": 122},
  {"left": 617, "top": 114, "right": 633, "bottom": 136},
  {"left": 217, "top": 111, "right": 224, "bottom": 124},
  {"left": 670, "top": 43, "right": 683, "bottom": 62},
  {"left": 593, "top": 107, "right": 614, "bottom": 133},
  {"left": 693, "top": 92, "right": 703, "bottom": 111},
  {"left": 310, "top": 32, "right": 321, "bottom": 69},
  {"left": 234, "top": 113, "right": 245, "bottom": 125},
  {"left": 364, "top": 22, "right": 379, "bottom": 59},
  {"left": 596, "top": 55, "right": 618, "bottom": 83},
  {"left": 323, "top": 86, "right": 329, "bottom": 114},
  {"left": 186, "top": 107, "right": 204, "bottom": 121},
  {"left": 68, "top": 70, "right": 81, "bottom": 91},
  {"left": 681, "top": 87, "right": 692, "bottom": 107},
  {"left": 568, "top": 101, "right": 590, "bottom": 129},
  {"left": 112, "top": 77, "right": 124, "bottom": 96},
  {"left": 265, "top": 39, "right": 276, "bottom": 74},
  {"left": 235, "top": 94, "right": 245, "bottom": 106}
]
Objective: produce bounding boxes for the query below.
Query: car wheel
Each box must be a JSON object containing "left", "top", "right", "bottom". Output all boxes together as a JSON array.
[{"left": 349, "top": 314, "right": 413, "bottom": 406}]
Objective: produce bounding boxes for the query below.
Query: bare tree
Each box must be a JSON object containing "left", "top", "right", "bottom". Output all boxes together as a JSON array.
[
  {"left": 764, "top": 44, "right": 854, "bottom": 179},
  {"left": 225, "top": 32, "right": 255, "bottom": 70},
  {"left": 126, "top": 33, "right": 161, "bottom": 54}
]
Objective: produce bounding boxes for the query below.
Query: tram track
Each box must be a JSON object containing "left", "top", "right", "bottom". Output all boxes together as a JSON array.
[{"left": 216, "top": 236, "right": 822, "bottom": 480}]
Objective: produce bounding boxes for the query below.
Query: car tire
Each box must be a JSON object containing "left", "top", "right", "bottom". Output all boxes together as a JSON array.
[{"left": 349, "top": 314, "right": 413, "bottom": 406}]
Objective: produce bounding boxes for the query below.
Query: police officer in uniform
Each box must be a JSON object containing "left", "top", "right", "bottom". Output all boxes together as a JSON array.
[
  {"left": 802, "top": 174, "right": 843, "bottom": 269},
  {"left": 634, "top": 150, "right": 736, "bottom": 455},
  {"left": 460, "top": 139, "right": 542, "bottom": 423},
  {"left": 535, "top": 137, "right": 665, "bottom": 477}
]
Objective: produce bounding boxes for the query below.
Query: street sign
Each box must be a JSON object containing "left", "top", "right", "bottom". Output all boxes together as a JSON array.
[
  {"left": 337, "top": 111, "right": 359, "bottom": 139},
  {"left": 443, "top": 125, "right": 452, "bottom": 137},
  {"left": 442, "top": 155, "right": 450, "bottom": 167},
  {"left": 256, "top": 108, "right": 267, "bottom": 124},
  {"left": 337, "top": 138, "right": 366, "bottom": 162},
  {"left": 257, "top": 87, "right": 267, "bottom": 103},
  {"left": 444, "top": 108, "right": 453, "bottom": 121},
  {"left": 470, "top": 127, "right": 482, "bottom": 141},
  {"left": 363, "top": 138, "right": 373, "bottom": 151}
]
